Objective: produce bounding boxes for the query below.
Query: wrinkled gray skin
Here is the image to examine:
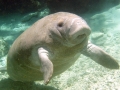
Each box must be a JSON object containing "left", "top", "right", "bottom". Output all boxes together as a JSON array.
[{"left": 1, "top": 12, "right": 119, "bottom": 85}]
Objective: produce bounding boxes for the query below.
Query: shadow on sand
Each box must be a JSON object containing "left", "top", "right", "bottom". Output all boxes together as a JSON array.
[{"left": 0, "top": 78, "right": 58, "bottom": 90}]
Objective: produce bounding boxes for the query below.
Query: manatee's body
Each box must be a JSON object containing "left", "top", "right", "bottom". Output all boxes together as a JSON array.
[{"left": 6, "top": 12, "right": 119, "bottom": 84}]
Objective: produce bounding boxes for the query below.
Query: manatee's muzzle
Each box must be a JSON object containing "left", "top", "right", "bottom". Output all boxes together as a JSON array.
[
  {"left": 50, "top": 17, "right": 91, "bottom": 47},
  {"left": 64, "top": 18, "right": 91, "bottom": 47}
]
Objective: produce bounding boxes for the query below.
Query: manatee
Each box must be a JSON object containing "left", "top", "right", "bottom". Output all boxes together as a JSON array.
[{"left": 1, "top": 12, "right": 119, "bottom": 85}]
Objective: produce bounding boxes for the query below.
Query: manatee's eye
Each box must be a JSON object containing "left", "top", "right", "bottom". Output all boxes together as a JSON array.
[{"left": 57, "top": 22, "right": 63, "bottom": 27}]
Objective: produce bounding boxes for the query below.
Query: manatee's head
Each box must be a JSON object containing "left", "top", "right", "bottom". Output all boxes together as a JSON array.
[{"left": 49, "top": 12, "right": 91, "bottom": 47}]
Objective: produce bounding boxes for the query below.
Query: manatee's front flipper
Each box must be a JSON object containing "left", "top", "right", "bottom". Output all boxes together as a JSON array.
[
  {"left": 38, "top": 48, "right": 53, "bottom": 85},
  {"left": 82, "top": 42, "right": 119, "bottom": 69}
]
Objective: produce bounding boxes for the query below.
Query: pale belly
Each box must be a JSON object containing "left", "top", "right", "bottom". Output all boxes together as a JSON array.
[{"left": 52, "top": 53, "right": 80, "bottom": 76}]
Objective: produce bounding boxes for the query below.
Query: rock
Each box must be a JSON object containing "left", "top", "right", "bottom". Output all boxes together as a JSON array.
[
  {"left": 89, "top": 4, "right": 120, "bottom": 33},
  {"left": 21, "top": 8, "right": 50, "bottom": 23},
  {"left": 90, "top": 32, "right": 107, "bottom": 45},
  {"left": 0, "top": 37, "right": 9, "bottom": 58}
]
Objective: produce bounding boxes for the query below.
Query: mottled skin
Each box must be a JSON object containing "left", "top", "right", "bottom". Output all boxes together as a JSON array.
[{"left": 6, "top": 12, "right": 119, "bottom": 84}]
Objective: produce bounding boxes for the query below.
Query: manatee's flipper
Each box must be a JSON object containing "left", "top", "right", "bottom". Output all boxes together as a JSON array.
[
  {"left": 82, "top": 42, "right": 119, "bottom": 69},
  {"left": 38, "top": 48, "right": 53, "bottom": 85}
]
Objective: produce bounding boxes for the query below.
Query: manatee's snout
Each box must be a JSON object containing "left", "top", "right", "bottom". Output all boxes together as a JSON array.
[
  {"left": 69, "top": 18, "right": 91, "bottom": 39},
  {"left": 69, "top": 26, "right": 91, "bottom": 40},
  {"left": 66, "top": 18, "right": 91, "bottom": 46}
]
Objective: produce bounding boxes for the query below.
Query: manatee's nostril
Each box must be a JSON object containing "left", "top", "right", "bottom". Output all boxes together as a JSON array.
[
  {"left": 77, "top": 34, "right": 85, "bottom": 38},
  {"left": 58, "top": 22, "right": 63, "bottom": 27}
]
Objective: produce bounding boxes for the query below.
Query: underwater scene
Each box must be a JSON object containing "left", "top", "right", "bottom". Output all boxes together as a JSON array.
[{"left": 0, "top": 0, "right": 120, "bottom": 90}]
